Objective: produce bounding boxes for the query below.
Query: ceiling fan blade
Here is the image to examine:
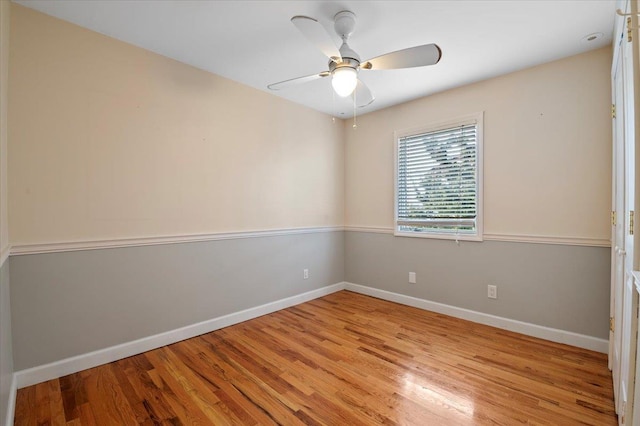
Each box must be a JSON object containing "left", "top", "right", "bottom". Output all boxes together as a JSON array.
[
  {"left": 268, "top": 71, "right": 330, "bottom": 91},
  {"left": 352, "top": 79, "right": 375, "bottom": 107},
  {"left": 291, "top": 16, "right": 341, "bottom": 61},
  {"left": 362, "top": 43, "right": 442, "bottom": 70}
]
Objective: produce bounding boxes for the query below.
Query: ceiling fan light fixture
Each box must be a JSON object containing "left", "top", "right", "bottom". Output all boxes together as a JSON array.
[
  {"left": 269, "top": 9, "right": 442, "bottom": 109},
  {"left": 331, "top": 67, "right": 358, "bottom": 97}
]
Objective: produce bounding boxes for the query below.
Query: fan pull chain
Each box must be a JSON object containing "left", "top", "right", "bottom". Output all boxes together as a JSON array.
[
  {"left": 352, "top": 89, "right": 357, "bottom": 129},
  {"left": 332, "top": 88, "right": 336, "bottom": 123}
]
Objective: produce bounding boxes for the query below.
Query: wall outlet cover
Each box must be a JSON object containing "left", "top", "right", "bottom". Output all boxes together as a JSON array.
[{"left": 488, "top": 285, "right": 497, "bottom": 299}]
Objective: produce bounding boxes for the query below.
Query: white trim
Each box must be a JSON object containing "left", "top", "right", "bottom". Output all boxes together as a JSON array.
[
  {"left": 4, "top": 373, "right": 16, "bottom": 426},
  {"left": 345, "top": 227, "right": 610, "bottom": 247},
  {"left": 12, "top": 281, "right": 609, "bottom": 390},
  {"left": 345, "top": 283, "right": 609, "bottom": 353},
  {"left": 344, "top": 226, "right": 393, "bottom": 234},
  {"left": 6, "top": 227, "right": 611, "bottom": 255},
  {"left": 0, "top": 244, "right": 8, "bottom": 267},
  {"left": 10, "top": 226, "right": 343, "bottom": 256},
  {"left": 612, "top": 0, "right": 627, "bottom": 74},
  {"left": 631, "top": 271, "right": 640, "bottom": 294},
  {"left": 394, "top": 230, "right": 483, "bottom": 242},
  {"left": 14, "top": 282, "right": 347, "bottom": 389},
  {"left": 483, "top": 233, "right": 611, "bottom": 248}
]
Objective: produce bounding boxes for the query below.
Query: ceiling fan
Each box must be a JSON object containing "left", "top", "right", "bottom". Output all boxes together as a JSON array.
[{"left": 268, "top": 10, "right": 442, "bottom": 108}]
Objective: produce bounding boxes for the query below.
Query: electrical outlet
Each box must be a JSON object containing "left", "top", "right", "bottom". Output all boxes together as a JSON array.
[
  {"left": 488, "top": 285, "right": 497, "bottom": 299},
  {"left": 303, "top": 269, "right": 309, "bottom": 280},
  {"left": 409, "top": 272, "right": 416, "bottom": 284}
]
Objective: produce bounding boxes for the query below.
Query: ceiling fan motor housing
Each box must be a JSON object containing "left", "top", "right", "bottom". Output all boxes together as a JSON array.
[
  {"left": 334, "top": 10, "right": 356, "bottom": 39},
  {"left": 329, "top": 57, "right": 359, "bottom": 74},
  {"left": 332, "top": 12, "right": 360, "bottom": 73}
]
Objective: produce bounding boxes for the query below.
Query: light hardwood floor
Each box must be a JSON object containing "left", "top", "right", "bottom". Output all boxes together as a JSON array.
[{"left": 14, "top": 290, "right": 616, "bottom": 425}]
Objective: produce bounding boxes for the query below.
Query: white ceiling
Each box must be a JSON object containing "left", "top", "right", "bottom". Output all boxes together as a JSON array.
[{"left": 15, "top": 0, "right": 616, "bottom": 118}]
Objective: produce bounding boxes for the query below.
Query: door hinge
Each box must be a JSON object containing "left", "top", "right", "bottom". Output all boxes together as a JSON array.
[
  {"left": 628, "top": 17, "right": 633, "bottom": 42},
  {"left": 630, "top": 210, "right": 634, "bottom": 235},
  {"left": 610, "top": 316, "right": 615, "bottom": 332},
  {"left": 612, "top": 104, "right": 617, "bottom": 119},
  {"left": 612, "top": 210, "right": 617, "bottom": 226}
]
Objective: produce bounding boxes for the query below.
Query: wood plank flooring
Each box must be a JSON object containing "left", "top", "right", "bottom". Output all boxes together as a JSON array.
[{"left": 14, "top": 290, "right": 617, "bottom": 425}]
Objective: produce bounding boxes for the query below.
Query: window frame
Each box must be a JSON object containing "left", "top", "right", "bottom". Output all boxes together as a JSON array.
[{"left": 393, "top": 112, "right": 484, "bottom": 241}]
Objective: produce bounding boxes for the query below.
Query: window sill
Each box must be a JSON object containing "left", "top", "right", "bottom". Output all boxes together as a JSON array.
[{"left": 393, "top": 230, "right": 483, "bottom": 242}]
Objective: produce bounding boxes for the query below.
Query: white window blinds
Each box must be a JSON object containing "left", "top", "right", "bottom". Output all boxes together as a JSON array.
[{"left": 396, "top": 118, "right": 480, "bottom": 237}]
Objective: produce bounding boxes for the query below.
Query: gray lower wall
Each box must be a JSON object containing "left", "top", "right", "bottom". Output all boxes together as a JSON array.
[
  {"left": 345, "top": 231, "right": 611, "bottom": 339},
  {"left": 9, "top": 229, "right": 612, "bottom": 373},
  {"left": 0, "top": 261, "right": 13, "bottom": 426},
  {"left": 10, "top": 231, "right": 344, "bottom": 370}
]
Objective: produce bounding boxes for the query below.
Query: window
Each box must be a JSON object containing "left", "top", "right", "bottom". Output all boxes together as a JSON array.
[{"left": 395, "top": 113, "right": 483, "bottom": 241}]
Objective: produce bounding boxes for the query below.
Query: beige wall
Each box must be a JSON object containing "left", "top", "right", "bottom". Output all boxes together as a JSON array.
[
  {"left": 1, "top": 0, "right": 9, "bottom": 259},
  {"left": 6, "top": 5, "right": 613, "bottom": 246},
  {"left": 8, "top": 5, "right": 344, "bottom": 245},
  {"left": 345, "top": 47, "right": 612, "bottom": 243}
]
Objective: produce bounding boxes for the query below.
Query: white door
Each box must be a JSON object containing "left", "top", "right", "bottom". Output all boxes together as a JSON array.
[
  {"left": 620, "top": 29, "right": 636, "bottom": 421},
  {"left": 611, "top": 11, "right": 638, "bottom": 422},
  {"left": 613, "top": 38, "right": 626, "bottom": 413},
  {"left": 609, "top": 28, "right": 625, "bottom": 412},
  {"left": 611, "top": 20, "right": 622, "bottom": 371}
]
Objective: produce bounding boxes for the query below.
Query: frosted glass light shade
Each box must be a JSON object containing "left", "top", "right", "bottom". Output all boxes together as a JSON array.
[{"left": 331, "top": 67, "right": 358, "bottom": 97}]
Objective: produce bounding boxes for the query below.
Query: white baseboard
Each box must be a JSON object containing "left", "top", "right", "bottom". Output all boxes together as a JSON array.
[
  {"left": 14, "top": 282, "right": 347, "bottom": 389},
  {"left": 4, "top": 373, "right": 16, "bottom": 426},
  {"left": 14, "top": 281, "right": 608, "bottom": 391},
  {"left": 345, "top": 283, "right": 609, "bottom": 353},
  {"left": 0, "top": 245, "right": 9, "bottom": 269}
]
